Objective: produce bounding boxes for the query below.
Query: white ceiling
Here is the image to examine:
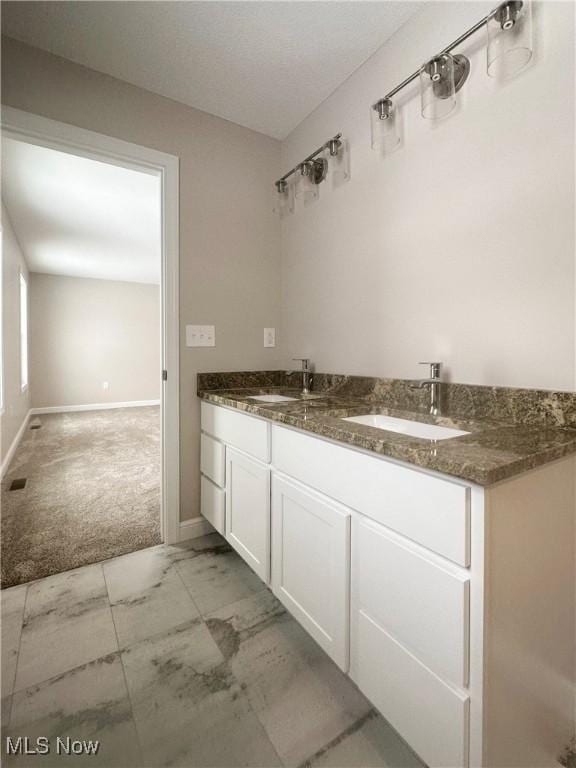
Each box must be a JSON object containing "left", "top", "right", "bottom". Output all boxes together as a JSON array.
[
  {"left": 1, "top": 1, "right": 422, "bottom": 140},
  {"left": 2, "top": 139, "right": 161, "bottom": 284}
]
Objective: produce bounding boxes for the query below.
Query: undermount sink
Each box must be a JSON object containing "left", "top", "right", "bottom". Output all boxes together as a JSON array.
[
  {"left": 342, "top": 414, "right": 470, "bottom": 440},
  {"left": 248, "top": 394, "right": 298, "bottom": 403}
]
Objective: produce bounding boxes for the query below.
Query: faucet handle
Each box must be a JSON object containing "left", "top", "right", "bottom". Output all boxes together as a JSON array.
[
  {"left": 419, "top": 361, "right": 441, "bottom": 378},
  {"left": 293, "top": 357, "right": 310, "bottom": 370}
]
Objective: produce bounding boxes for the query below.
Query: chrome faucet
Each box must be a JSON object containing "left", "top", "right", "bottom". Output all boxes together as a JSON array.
[
  {"left": 415, "top": 362, "right": 442, "bottom": 415},
  {"left": 289, "top": 358, "right": 313, "bottom": 395}
]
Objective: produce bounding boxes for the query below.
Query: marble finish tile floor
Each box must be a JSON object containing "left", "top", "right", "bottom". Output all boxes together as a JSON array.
[{"left": 1, "top": 533, "right": 424, "bottom": 768}]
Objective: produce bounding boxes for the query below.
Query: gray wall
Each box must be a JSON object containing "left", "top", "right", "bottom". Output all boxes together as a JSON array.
[
  {"left": 1, "top": 36, "right": 282, "bottom": 521},
  {"left": 280, "top": 1, "right": 575, "bottom": 392},
  {"left": 1, "top": 203, "right": 30, "bottom": 466},
  {"left": 29, "top": 273, "right": 160, "bottom": 408}
]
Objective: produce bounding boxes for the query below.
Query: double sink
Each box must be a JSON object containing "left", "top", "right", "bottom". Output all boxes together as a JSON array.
[{"left": 247, "top": 394, "right": 470, "bottom": 441}]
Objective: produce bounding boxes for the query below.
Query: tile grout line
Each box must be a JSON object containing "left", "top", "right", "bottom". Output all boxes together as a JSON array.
[
  {"left": 9, "top": 569, "right": 119, "bottom": 695},
  {"left": 199, "top": 578, "right": 270, "bottom": 619},
  {"left": 237, "top": 680, "right": 286, "bottom": 768},
  {"left": 296, "top": 708, "right": 379, "bottom": 768},
  {"left": 197, "top": 572, "right": 377, "bottom": 768},
  {"left": 7, "top": 584, "right": 30, "bottom": 715},
  {"left": 170, "top": 542, "right": 248, "bottom": 619},
  {"left": 169, "top": 540, "right": 285, "bottom": 766},
  {"left": 106, "top": 542, "right": 214, "bottom": 650},
  {"left": 194, "top": 578, "right": 288, "bottom": 768},
  {"left": 197, "top": 588, "right": 285, "bottom": 768},
  {"left": 171, "top": 543, "right": 269, "bottom": 619},
  {"left": 7, "top": 626, "right": 202, "bottom": 705},
  {"left": 169, "top": 548, "right": 204, "bottom": 618},
  {"left": 111, "top": 541, "right": 282, "bottom": 767},
  {"left": 9, "top": 564, "right": 127, "bottom": 698},
  {"left": 100, "top": 562, "right": 146, "bottom": 768}
]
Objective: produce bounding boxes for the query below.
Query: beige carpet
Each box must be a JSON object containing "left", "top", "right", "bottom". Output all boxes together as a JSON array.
[{"left": 1, "top": 407, "right": 161, "bottom": 588}]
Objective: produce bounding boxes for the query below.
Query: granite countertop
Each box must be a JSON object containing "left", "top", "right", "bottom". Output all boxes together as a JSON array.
[{"left": 198, "top": 384, "right": 576, "bottom": 486}]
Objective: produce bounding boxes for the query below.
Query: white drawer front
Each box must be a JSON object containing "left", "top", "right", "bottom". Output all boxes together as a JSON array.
[
  {"left": 272, "top": 475, "right": 350, "bottom": 671},
  {"left": 351, "top": 611, "right": 469, "bottom": 768},
  {"left": 201, "top": 433, "right": 226, "bottom": 488},
  {"left": 272, "top": 425, "right": 470, "bottom": 566},
  {"left": 200, "top": 475, "right": 225, "bottom": 535},
  {"left": 202, "top": 402, "right": 270, "bottom": 463},
  {"left": 354, "top": 515, "right": 469, "bottom": 687}
]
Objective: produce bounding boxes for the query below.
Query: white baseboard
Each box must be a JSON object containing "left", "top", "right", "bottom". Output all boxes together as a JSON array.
[
  {"left": 178, "top": 517, "right": 214, "bottom": 542},
  {"left": 31, "top": 400, "right": 160, "bottom": 415},
  {"left": 1, "top": 409, "right": 32, "bottom": 478}
]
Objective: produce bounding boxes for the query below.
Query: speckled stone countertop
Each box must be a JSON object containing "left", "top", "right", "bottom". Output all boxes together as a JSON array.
[{"left": 197, "top": 372, "right": 576, "bottom": 486}]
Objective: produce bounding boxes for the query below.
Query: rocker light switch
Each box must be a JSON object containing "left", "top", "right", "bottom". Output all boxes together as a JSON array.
[{"left": 186, "top": 325, "right": 216, "bottom": 347}]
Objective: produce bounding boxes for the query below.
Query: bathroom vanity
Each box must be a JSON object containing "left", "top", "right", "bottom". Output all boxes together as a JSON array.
[{"left": 198, "top": 374, "right": 575, "bottom": 768}]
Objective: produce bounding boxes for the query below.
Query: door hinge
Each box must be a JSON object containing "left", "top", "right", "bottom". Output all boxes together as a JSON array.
[{"left": 162, "top": 369, "right": 168, "bottom": 381}]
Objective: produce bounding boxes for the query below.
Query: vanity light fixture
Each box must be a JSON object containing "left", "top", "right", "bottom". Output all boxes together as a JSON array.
[
  {"left": 370, "top": 97, "right": 400, "bottom": 152},
  {"left": 295, "top": 159, "right": 327, "bottom": 205},
  {"left": 486, "top": 0, "right": 533, "bottom": 78},
  {"left": 273, "top": 178, "right": 294, "bottom": 218},
  {"left": 326, "top": 137, "right": 342, "bottom": 156},
  {"left": 420, "top": 53, "right": 470, "bottom": 120},
  {"left": 274, "top": 132, "right": 346, "bottom": 208},
  {"left": 326, "top": 136, "right": 351, "bottom": 186},
  {"left": 296, "top": 158, "right": 328, "bottom": 191},
  {"left": 370, "top": 0, "right": 533, "bottom": 135}
]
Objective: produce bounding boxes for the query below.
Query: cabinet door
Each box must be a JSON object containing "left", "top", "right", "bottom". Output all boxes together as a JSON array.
[
  {"left": 271, "top": 475, "right": 351, "bottom": 671},
  {"left": 226, "top": 448, "right": 270, "bottom": 583}
]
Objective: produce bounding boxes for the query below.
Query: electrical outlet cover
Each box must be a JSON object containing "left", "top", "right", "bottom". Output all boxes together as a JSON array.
[{"left": 264, "top": 328, "right": 276, "bottom": 347}]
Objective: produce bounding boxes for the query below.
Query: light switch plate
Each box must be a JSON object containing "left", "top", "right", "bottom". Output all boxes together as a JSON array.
[
  {"left": 264, "top": 328, "right": 276, "bottom": 348},
  {"left": 186, "top": 325, "right": 215, "bottom": 347}
]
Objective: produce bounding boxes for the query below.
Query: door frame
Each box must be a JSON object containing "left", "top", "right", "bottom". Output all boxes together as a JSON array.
[{"left": 1, "top": 106, "right": 181, "bottom": 544}]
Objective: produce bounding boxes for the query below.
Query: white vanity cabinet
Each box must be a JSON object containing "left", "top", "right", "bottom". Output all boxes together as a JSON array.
[
  {"left": 271, "top": 474, "right": 351, "bottom": 671},
  {"left": 199, "top": 401, "right": 575, "bottom": 768},
  {"left": 200, "top": 401, "right": 272, "bottom": 580},
  {"left": 226, "top": 448, "right": 271, "bottom": 582}
]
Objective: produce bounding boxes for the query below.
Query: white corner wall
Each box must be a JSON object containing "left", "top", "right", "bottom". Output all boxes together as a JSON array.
[
  {"left": 29, "top": 273, "right": 160, "bottom": 409},
  {"left": 280, "top": 1, "right": 575, "bottom": 391},
  {"left": 1, "top": 203, "right": 30, "bottom": 467}
]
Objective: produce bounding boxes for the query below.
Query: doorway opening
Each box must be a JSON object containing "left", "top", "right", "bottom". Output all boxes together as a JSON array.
[{"left": 1, "top": 108, "right": 180, "bottom": 587}]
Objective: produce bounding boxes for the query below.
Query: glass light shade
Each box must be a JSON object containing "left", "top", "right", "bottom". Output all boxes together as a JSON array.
[
  {"left": 420, "top": 54, "right": 456, "bottom": 120},
  {"left": 370, "top": 99, "right": 400, "bottom": 153},
  {"left": 327, "top": 138, "right": 350, "bottom": 187},
  {"left": 295, "top": 162, "right": 320, "bottom": 206},
  {"left": 487, "top": 0, "right": 533, "bottom": 78},
  {"left": 273, "top": 180, "right": 294, "bottom": 218}
]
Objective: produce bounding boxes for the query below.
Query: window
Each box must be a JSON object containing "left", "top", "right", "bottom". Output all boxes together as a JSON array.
[{"left": 20, "top": 271, "right": 28, "bottom": 391}]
